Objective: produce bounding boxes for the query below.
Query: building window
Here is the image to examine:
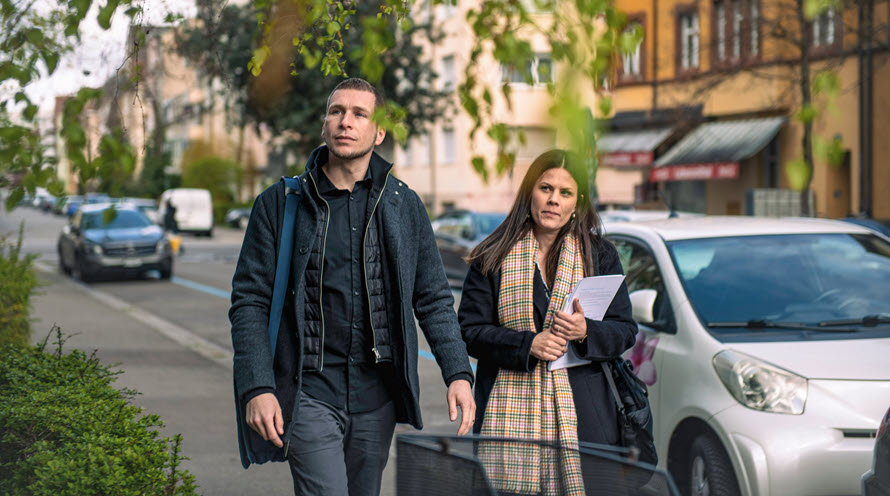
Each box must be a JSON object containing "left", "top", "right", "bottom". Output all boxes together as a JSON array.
[
  {"left": 750, "top": 0, "right": 760, "bottom": 56},
  {"left": 715, "top": 2, "right": 726, "bottom": 61},
  {"left": 812, "top": 7, "right": 838, "bottom": 48},
  {"left": 620, "top": 19, "right": 644, "bottom": 80},
  {"left": 731, "top": 0, "right": 742, "bottom": 59},
  {"left": 678, "top": 9, "right": 700, "bottom": 72},
  {"left": 440, "top": 55, "right": 455, "bottom": 91},
  {"left": 438, "top": 128, "right": 455, "bottom": 164},
  {"left": 501, "top": 53, "right": 554, "bottom": 86},
  {"left": 415, "top": 134, "right": 430, "bottom": 166},
  {"left": 713, "top": 0, "right": 760, "bottom": 65}
]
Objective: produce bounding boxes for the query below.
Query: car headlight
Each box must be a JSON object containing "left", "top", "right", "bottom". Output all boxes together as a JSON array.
[
  {"left": 713, "top": 350, "right": 807, "bottom": 415},
  {"left": 85, "top": 240, "right": 103, "bottom": 256},
  {"left": 156, "top": 238, "right": 170, "bottom": 252}
]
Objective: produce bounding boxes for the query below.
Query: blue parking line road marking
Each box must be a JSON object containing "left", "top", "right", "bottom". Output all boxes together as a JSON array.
[
  {"left": 170, "top": 276, "right": 475, "bottom": 369},
  {"left": 171, "top": 277, "right": 231, "bottom": 300}
]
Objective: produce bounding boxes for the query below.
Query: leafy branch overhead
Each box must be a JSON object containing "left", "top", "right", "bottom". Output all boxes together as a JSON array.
[
  {"left": 244, "top": 0, "right": 639, "bottom": 181},
  {"left": 178, "top": 0, "right": 445, "bottom": 159},
  {"left": 1, "top": 0, "right": 142, "bottom": 208}
]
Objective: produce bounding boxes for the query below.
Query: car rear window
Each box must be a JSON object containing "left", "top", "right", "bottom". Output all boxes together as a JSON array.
[{"left": 82, "top": 210, "right": 153, "bottom": 230}]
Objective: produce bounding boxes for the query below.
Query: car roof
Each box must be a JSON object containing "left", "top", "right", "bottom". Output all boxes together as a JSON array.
[
  {"left": 604, "top": 215, "right": 875, "bottom": 241},
  {"left": 79, "top": 203, "right": 140, "bottom": 214}
]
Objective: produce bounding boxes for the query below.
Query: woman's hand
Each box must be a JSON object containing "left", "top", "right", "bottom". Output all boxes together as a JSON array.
[
  {"left": 530, "top": 330, "right": 568, "bottom": 361},
  {"left": 552, "top": 298, "right": 588, "bottom": 342}
]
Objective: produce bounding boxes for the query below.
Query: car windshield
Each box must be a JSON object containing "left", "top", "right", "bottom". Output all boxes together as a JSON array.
[
  {"left": 668, "top": 233, "right": 890, "bottom": 331},
  {"left": 474, "top": 213, "right": 507, "bottom": 237},
  {"left": 82, "top": 210, "right": 152, "bottom": 230}
]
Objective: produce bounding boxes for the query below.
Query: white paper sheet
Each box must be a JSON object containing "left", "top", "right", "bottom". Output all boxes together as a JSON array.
[{"left": 548, "top": 274, "right": 625, "bottom": 371}]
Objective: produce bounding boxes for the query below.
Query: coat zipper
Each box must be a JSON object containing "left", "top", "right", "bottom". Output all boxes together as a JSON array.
[
  {"left": 364, "top": 173, "right": 390, "bottom": 363},
  {"left": 308, "top": 173, "right": 330, "bottom": 372}
]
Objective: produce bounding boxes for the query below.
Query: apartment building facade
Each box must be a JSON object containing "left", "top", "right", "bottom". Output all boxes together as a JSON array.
[
  {"left": 393, "top": 0, "right": 888, "bottom": 220},
  {"left": 606, "top": 0, "right": 889, "bottom": 219},
  {"left": 390, "top": 2, "right": 569, "bottom": 216}
]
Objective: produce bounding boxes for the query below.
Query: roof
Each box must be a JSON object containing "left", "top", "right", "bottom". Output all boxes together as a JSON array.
[
  {"left": 654, "top": 117, "right": 786, "bottom": 166},
  {"left": 79, "top": 203, "right": 139, "bottom": 214},
  {"left": 598, "top": 127, "right": 674, "bottom": 153},
  {"left": 605, "top": 216, "right": 875, "bottom": 241}
]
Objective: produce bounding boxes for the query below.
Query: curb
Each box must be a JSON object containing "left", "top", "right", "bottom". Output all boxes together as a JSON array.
[{"left": 34, "top": 261, "right": 234, "bottom": 369}]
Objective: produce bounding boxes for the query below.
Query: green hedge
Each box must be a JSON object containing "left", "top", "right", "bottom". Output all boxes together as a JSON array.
[
  {"left": 0, "top": 222, "right": 38, "bottom": 347},
  {"left": 0, "top": 330, "right": 198, "bottom": 495}
]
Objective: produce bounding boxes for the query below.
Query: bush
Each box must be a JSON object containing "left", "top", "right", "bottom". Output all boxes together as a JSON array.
[
  {"left": 0, "top": 329, "right": 198, "bottom": 495},
  {"left": 0, "top": 222, "right": 39, "bottom": 347}
]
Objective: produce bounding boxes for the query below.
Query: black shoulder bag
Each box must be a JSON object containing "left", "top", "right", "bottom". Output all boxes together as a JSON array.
[{"left": 602, "top": 358, "right": 658, "bottom": 466}]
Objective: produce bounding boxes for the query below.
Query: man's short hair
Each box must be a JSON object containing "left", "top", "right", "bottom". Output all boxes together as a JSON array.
[{"left": 326, "top": 78, "right": 385, "bottom": 112}]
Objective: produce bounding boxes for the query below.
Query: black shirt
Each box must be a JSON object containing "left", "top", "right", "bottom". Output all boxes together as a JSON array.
[{"left": 301, "top": 165, "right": 394, "bottom": 413}]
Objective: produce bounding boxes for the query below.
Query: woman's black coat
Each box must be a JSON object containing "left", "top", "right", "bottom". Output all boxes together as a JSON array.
[{"left": 458, "top": 239, "right": 637, "bottom": 445}]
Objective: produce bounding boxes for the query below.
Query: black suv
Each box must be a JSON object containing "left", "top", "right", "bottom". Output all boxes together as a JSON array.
[{"left": 57, "top": 204, "right": 173, "bottom": 281}]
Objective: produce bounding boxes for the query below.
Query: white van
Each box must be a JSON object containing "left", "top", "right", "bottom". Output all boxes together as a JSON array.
[{"left": 158, "top": 188, "right": 214, "bottom": 236}]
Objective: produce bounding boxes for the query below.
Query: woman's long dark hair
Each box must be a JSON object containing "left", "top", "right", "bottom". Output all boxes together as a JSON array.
[{"left": 466, "top": 149, "right": 604, "bottom": 279}]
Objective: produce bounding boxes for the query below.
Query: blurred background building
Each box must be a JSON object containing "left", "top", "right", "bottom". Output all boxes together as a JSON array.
[{"left": 49, "top": 0, "right": 888, "bottom": 221}]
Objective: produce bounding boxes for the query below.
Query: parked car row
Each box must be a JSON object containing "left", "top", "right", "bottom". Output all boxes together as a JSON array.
[
  {"left": 433, "top": 210, "right": 890, "bottom": 496},
  {"left": 19, "top": 188, "right": 225, "bottom": 236}
]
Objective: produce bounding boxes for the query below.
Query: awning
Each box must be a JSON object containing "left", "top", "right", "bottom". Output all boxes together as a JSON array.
[
  {"left": 598, "top": 127, "right": 674, "bottom": 167},
  {"left": 651, "top": 116, "right": 786, "bottom": 182}
]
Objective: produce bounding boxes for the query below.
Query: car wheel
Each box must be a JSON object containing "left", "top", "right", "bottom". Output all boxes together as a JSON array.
[
  {"left": 159, "top": 259, "right": 173, "bottom": 280},
  {"left": 688, "top": 434, "right": 740, "bottom": 496},
  {"left": 58, "top": 249, "right": 71, "bottom": 275},
  {"left": 74, "top": 256, "right": 94, "bottom": 283}
]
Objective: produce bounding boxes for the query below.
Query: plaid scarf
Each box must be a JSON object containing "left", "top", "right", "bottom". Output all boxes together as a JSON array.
[{"left": 479, "top": 229, "right": 585, "bottom": 495}]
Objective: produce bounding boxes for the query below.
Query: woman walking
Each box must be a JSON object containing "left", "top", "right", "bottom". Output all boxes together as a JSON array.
[{"left": 458, "top": 149, "right": 637, "bottom": 495}]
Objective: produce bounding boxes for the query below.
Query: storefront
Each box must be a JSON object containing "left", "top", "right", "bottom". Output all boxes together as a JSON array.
[{"left": 650, "top": 116, "right": 786, "bottom": 214}]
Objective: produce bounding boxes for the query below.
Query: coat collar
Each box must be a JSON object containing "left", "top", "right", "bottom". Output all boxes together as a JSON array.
[{"left": 303, "top": 145, "right": 393, "bottom": 191}]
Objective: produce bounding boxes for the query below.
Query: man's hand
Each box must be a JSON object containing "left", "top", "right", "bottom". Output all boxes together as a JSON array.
[
  {"left": 245, "top": 393, "right": 284, "bottom": 448},
  {"left": 530, "top": 329, "right": 568, "bottom": 361},
  {"left": 446, "top": 379, "right": 476, "bottom": 436}
]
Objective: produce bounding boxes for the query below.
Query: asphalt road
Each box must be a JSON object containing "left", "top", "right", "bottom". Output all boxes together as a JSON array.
[{"left": 2, "top": 204, "right": 472, "bottom": 496}]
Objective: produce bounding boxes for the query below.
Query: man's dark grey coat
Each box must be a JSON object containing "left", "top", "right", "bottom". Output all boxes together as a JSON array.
[{"left": 229, "top": 146, "right": 474, "bottom": 468}]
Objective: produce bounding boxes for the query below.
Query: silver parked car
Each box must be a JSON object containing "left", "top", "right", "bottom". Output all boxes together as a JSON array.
[
  {"left": 863, "top": 405, "right": 890, "bottom": 496},
  {"left": 606, "top": 216, "right": 890, "bottom": 496}
]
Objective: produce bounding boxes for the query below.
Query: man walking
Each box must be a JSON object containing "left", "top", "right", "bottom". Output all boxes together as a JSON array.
[{"left": 229, "top": 78, "right": 475, "bottom": 495}]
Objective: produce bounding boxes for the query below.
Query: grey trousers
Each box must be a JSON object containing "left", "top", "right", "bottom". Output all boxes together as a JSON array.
[{"left": 287, "top": 396, "right": 397, "bottom": 496}]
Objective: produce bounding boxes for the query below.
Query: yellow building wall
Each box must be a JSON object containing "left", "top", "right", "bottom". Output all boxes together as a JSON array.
[{"left": 610, "top": 0, "right": 890, "bottom": 220}]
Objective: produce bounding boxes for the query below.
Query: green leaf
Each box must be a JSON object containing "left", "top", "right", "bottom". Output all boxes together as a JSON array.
[
  {"left": 327, "top": 21, "right": 340, "bottom": 36},
  {"left": 24, "top": 104, "right": 38, "bottom": 121},
  {"left": 43, "top": 52, "right": 59, "bottom": 74},
  {"left": 248, "top": 46, "right": 271, "bottom": 77},
  {"left": 796, "top": 104, "right": 818, "bottom": 124},
  {"left": 97, "top": 0, "right": 120, "bottom": 29},
  {"left": 813, "top": 70, "right": 840, "bottom": 96},
  {"left": 597, "top": 97, "right": 612, "bottom": 117},
  {"left": 785, "top": 158, "right": 812, "bottom": 191},
  {"left": 25, "top": 28, "right": 45, "bottom": 47},
  {"left": 6, "top": 187, "right": 24, "bottom": 211},
  {"left": 471, "top": 156, "right": 489, "bottom": 184}
]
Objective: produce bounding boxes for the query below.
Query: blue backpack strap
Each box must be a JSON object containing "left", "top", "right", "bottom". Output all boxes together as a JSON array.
[{"left": 267, "top": 176, "right": 301, "bottom": 358}]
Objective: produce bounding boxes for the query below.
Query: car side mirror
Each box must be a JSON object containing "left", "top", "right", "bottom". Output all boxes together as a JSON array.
[{"left": 629, "top": 289, "right": 658, "bottom": 324}]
